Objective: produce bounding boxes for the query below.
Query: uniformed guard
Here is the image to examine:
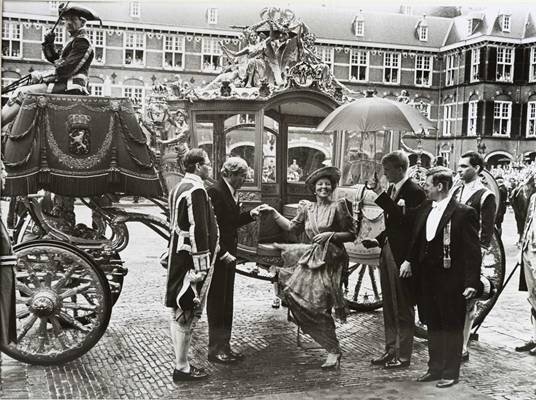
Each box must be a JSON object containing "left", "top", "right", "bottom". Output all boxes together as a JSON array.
[
  {"left": 165, "top": 149, "right": 220, "bottom": 382},
  {"left": 1, "top": 4, "right": 101, "bottom": 124}
]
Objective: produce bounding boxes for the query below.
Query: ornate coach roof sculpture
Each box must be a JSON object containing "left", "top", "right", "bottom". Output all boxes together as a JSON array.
[{"left": 156, "top": 7, "right": 354, "bottom": 103}]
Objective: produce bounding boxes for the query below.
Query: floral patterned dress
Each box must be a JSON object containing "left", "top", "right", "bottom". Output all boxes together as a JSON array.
[{"left": 277, "top": 198, "right": 355, "bottom": 353}]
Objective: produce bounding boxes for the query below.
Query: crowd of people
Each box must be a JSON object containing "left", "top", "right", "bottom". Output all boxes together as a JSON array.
[{"left": 161, "top": 147, "right": 524, "bottom": 389}]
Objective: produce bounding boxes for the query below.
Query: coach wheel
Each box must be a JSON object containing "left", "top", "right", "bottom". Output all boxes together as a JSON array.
[
  {"left": 0, "top": 240, "right": 112, "bottom": 365},
  {"left": 343, "top": 263, "right": 383, "bottom": 311}
]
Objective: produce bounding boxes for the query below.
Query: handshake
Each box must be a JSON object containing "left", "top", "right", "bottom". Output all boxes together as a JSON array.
[{"left": 250, "top": 203, "right": 275, "bottom": 218}]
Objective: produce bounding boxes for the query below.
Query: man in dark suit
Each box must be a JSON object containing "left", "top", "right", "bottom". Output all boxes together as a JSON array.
[
  {"left": 364, "top": 151, "right": 426, "bottom": 369},
  {"left": 207, "top": 157, "right": 262, "bottom": 364},
  {"left": 403, "top": 167, "right": 481, "bottom": 388}
]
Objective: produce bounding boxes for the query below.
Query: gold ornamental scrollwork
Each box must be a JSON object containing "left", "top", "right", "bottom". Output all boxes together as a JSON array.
[{"left": 46, "top": 113, "right": 114, "bottom": 169}]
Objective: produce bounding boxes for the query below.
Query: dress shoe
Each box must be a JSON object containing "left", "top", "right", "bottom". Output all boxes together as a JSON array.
[
  {"left": 321, "top": 353, "right": 341, "bottom": 370},
  {"left": 225, "top": 348, "right": 244, "bottom": 360},
  {"left": 416, "top": 372, "right": 441, "bottom": 382},
  {"left": 461, "top": 351, "right": 469, "bottom": 362},
  {"left": 529, "top": 346, "right": 536, "bottom": 356},
  {"left": 384, "top": 359, "right": 410, "bottom": 369},
  {"left": 172, "top": 366, "right": 208, "bottom": 382},
  {"left": 208, "top": 352, "right": 238, "bottom": 364},
  {"left": 371, "top": 352, "right": 395, "bottom": 365},
  {"left": 515, "top": 340, "right": 536, "bottom": 352},
  {"left": 436, "top": 378, "right": 459, "bottom": 388}
]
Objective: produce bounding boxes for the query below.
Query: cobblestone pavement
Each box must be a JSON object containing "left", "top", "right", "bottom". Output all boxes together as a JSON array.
[{"left": 1, "top": 204, "right": 536, "bottom": 399}]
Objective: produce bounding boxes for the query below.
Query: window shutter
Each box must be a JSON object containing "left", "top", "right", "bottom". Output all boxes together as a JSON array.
[
  {"left": 477, "top": 100, "right": 484, "bottom": 134},
  {"left": 462, "top": 102, "right": 469, "bottom": 136},
  {"left": 512, "top": 103, "right": 521, "bottom": 138},
  {"left": 464, "top": 49, "right": 471, "bottom": 83},
  {"left": 521, "top": 103, "right": 528, "bottom": 138},
  {"left": 484, "top": 101, "right": 494, "bottom": 136},
  {"left": 514, "top": 47, "right": 526, "bottom": 84},
  {"left": 479, "top": 47, "right": 487, "bottom": 81},
  {"left": 487, "top": 47, "right": 497, "bottom": 81}
]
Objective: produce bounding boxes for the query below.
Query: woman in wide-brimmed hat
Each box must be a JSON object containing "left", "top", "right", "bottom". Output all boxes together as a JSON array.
[{"left": 261, "top": 166, "right": 356, "bottom": 369}]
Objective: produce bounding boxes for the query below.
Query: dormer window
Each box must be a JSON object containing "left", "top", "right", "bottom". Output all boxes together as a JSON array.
[
  {"left": 416, "top": 15, "right": 428, "bottom": 42},
  {"left": 467, "top": 19, "right": 474, "bottom": 36},
  {"left": 353, "top": 12, "right": 364, "bottom": 36},
  {"left": 130, "top": 1, "right": 140, "bottom": 18},
  {"left": 501, "top": 14, "right": 511, "bottom": 32},
  {"left": 419, "top": 26, "right": 428, "bottom": 41},
  {"left": 207, "top": 8, "right": 218, "bottom": 24}
]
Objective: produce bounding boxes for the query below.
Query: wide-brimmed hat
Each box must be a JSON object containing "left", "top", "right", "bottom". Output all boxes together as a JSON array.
[
  {"left": 60, "top": 4, "right": 102, "bottom": 23},
  {"left": 304, "top": 166, "right": 341, "bottom": 187}
]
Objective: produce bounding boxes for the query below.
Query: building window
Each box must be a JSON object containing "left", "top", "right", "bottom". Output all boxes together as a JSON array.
[
  {"left": 445, "top": 54, "right": 456, "bottom": 86},
  {"left": 496, "top": 47, "right": 514, "bottom": 82},
  {"left": 468, "top": 100, "right": 478, "bottom": 136},
  {"left": 316, "top": 46, "right": 334, "bottom": 70},
  {"left": 1, "top": 77, "right": 16, "bottom": 100},
  {"left": 383, "top": 52, "right": 401, "bottom": 84},
  {"left": 419, "top": 26, "right": 428, "bottom": 41},
  {"left": 238, "top": 114, "right": 254, "bottom": 124},
  {"left": 354, "top": 19, "right": 364, "bottom": 36},
  {"left": 350, "top": 50, "right": 368, "bottom": 81},
  {"left": 124, "top": 32, "right": 145, "bottom": 66},
  {"left": 493, "top": 101, "right": 512, "bottom": 136},
  {"left": 2, "top": 22, "right": 22, "bottom": 58},
  {"left": 530, "top": 48, "right": 536, "bottom": 82},
  {"left": 42, "top": 27, "right": 65, "bottom": 60},
  {"left": 415, "top": 55, "right": 432, "bottom": 86},
  {"left": 89, "top": 83, "right": 104, "bottom": 96},
  {"left": 130, "top": 1, "right": 140, "bottom": 18},
  {"left": 527, "top": 102, "right": 536, "bottom": 138},
  {"left": 123, "top": 86, "right": 144, "bottom": 109},
  {"left": 467, "top": 19, "right": 474, "bottom": 36},
  {"left": 207, "top": 8, "right": 218, "bottom": 24},
  {"left": 163, "top": 35, "right": 185, "bottom": 70},
  {"left": 201, "top": 37, "right": 222, "bottom": 72},
  {"left": 501, "top": 15, "right": 511, "bottom": 32},
  {"left": 470, "top": 48, "right": 480, "bottom": 82},
  {"left": 443, "top": 104, "right": 455, "bottom": 136},
  {"left": 49, "top": 1, "right": 59, "bottom": 12},
  {"left": 88, "top": 29, "right": 105, "bottom": 64}
]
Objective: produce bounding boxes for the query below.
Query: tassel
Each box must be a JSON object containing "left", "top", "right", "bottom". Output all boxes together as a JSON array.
[{"left": 443, "top": 221, "right": 451, "bottom": 269}]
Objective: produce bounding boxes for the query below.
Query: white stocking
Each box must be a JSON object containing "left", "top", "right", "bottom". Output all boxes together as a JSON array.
[
  {"left": 462, "top": 300, "right": 477, "bottom": 354},
  {"left": 170, "top": 309, "right": 193, "bottom": 372}
]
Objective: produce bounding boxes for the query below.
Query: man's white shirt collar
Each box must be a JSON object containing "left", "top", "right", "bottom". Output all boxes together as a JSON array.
[
  {"left": 427, "top": 195, "right": 452, "bottom": 241},
  {"left": 223, "top": 178, "right": 238, "bottom": 203},
  {"left": 393, "top": 176, "right": 409, "bottom": 196}
]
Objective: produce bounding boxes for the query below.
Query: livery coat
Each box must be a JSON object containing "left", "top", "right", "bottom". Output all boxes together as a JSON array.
[
  {"left": 165, "top": 173, "right": 219, "bottom": 309},
  {"left": 42, "top": 28, "right": 94, "bottom": 94}
]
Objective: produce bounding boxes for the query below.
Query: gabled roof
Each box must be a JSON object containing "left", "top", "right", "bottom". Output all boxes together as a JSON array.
[{"left": 2, "top": 1, "right": 535, "bottom": 50}]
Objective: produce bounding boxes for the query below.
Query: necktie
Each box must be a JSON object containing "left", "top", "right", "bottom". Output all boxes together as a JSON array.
[{"left": 389, "top": 184, "right": 396, "bottom": 200}]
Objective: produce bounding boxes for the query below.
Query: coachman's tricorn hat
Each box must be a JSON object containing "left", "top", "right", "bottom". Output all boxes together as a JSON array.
[{"left": 59, "top": 3, "right": 102, "bottom": 24}]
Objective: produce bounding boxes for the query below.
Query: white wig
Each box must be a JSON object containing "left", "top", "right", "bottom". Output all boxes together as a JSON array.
[{"left": 221, "top": 157, "right": 249, "bottom": 176}]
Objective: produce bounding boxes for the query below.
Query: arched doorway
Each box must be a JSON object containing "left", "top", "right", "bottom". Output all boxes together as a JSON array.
[
  {"left": 288, "top": 147, "right": 327, "bottom": 181},
  {"left": 486, "top": 152, "right": 512, "bottom": 168},
  {"left": 230, "top": 144, "right": 255, "bottom": 168}
]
